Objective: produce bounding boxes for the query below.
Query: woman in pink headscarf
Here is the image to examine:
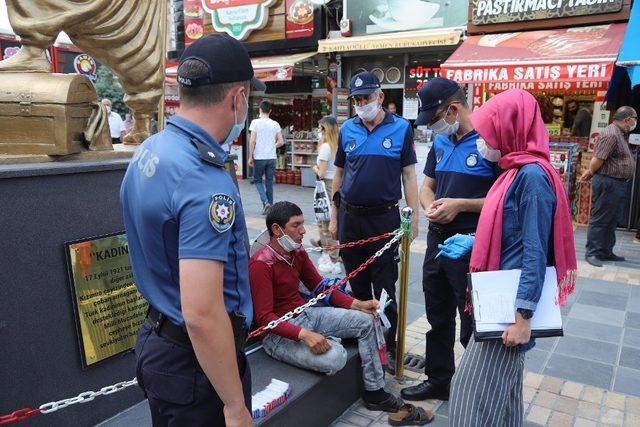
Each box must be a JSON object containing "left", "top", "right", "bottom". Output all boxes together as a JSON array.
[{"left": 447, "top": 89, "right": 577, "bottom": 426}]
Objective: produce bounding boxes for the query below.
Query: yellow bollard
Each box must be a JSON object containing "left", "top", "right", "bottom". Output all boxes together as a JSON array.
[{"left": 395, "top": 207, "right": 412, "bottom": 379}]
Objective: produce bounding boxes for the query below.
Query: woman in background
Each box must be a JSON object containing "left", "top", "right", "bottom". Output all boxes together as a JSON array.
[{"left": 312, "top": 116, "right": 342, "bottom": 274}]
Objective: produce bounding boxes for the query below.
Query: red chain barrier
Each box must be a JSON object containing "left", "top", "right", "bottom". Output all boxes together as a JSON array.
[
  {"left": 0, "top": 408, "right": 41, "bottom": 425},
  {"left": 319, "top": 232, "right": 393, "bottom": 252}
]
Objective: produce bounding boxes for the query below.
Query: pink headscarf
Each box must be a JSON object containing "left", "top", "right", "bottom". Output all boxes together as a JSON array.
[{"left": 470, "top": 89, "right": 576, "bottom": 305}]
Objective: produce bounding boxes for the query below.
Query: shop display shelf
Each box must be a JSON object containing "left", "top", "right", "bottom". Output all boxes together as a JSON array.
[
  {"left": 292, "top": 151, "right": 317, "bottom": 155},
  {"left": 293, "top": 163, "right": 313, "bottom": 167}
]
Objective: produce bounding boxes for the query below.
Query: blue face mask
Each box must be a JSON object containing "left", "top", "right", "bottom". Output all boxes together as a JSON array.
[{"left": 223, "top": 92, "right": 248, "bottom": 146}]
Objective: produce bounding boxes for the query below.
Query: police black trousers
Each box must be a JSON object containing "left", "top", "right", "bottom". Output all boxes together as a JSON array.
[
  {"left": 134, "top": 323, "right": 251, "bottom": 426},
  {"left": 586, "top": 174, "right": 628, "bottom": 258},
  {"left": 339, "top": 206, "right": 400, "bottom": 351},
  {"left": 422, "top": 231, "right": 473, "bottom": 386}
]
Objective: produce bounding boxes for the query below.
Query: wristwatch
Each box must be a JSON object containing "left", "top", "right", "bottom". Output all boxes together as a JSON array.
[{"left": 517, "top": 308, "right": 534, "bottom": 320}]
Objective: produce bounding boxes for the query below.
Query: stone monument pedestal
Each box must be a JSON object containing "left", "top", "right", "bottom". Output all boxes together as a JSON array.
[{"left": 0, "top": 151, "right": 145, "bottom": 426}]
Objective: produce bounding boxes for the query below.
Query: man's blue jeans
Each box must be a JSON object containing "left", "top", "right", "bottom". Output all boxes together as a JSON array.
[{"left": 253, "top": 159, "right": 276, "bottom": 206}]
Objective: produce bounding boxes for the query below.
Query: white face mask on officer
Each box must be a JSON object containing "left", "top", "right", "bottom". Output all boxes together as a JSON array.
[
  {"left": 222, "top": 91, "right": 248, "bottom": 146},
  {"left": 476, "top": 137, "right": 501, "bottom": 162},
  {"left": 429, "top": 105, "right": 459, "bottom": 136},
  {"left": 276, "top": 225, "right": 302, "bottom": 252},
  {"left": 355, "top": 94, "right": 382, "bottom": 122}
]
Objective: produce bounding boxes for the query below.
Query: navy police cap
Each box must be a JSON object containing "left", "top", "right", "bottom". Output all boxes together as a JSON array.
[
  {"left": 349, "top": 71, "right": 381, "bottom": 98},
  {"left": 415, "top": 77, "right": 461, "bottom": 126},
  {"left": 178, "top": 34, "right": 266, "bottom": 92}
]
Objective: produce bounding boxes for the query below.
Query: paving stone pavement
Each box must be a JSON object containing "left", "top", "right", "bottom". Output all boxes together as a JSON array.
[{"left": 237, "top": 177, "right": 640, "bottom": 427}]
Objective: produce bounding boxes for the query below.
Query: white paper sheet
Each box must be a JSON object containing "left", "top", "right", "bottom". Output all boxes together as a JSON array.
[{"left": 470, "top": 267, "right": 563, "bottom": 334}]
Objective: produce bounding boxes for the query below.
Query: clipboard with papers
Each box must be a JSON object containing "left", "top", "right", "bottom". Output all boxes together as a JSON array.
[{"left": 468, "top": 267, "right": 563, "bottom": 341}]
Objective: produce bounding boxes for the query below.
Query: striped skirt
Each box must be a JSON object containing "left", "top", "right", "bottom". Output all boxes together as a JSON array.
[{"left": 449, "top": 337, "right": 525, "bottom": 427}]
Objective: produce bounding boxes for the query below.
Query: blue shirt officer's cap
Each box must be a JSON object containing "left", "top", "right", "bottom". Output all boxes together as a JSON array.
[
  {"left": 349, "top": 71, "right": 381, "bottom": 98},
  {"left": 415, "top": 77, "right": 461, "bottom": 126}
]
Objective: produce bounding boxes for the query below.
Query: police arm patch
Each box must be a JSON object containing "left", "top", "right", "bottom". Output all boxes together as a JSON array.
[{"left": 209, "top": 194, "right": 235, "bottom": 233}]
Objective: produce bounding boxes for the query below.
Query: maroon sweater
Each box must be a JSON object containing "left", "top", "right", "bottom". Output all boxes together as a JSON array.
[{"left": 249, "top": 244, "right": 354, "bottom": 340}]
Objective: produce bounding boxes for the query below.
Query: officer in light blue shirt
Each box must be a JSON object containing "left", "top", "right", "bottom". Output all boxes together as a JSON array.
[{"left": 120, "top": 34, "right": 264, "bottom": 427}]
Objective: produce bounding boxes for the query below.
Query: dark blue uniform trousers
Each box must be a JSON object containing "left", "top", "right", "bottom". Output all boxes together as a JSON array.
[
  {"left": 339, "top": 206, "right": 400, "bottom": 351},
  {"left": 422, "top": 230, "right": 473, "bottom": 387},
  {"left": 134, "top": 323, "right": 251, "bottom": 426}
]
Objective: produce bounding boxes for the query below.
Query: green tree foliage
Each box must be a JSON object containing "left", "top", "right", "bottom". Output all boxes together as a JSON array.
[{"left": 94, "top": 65, "right": 127, "bottom": 115}]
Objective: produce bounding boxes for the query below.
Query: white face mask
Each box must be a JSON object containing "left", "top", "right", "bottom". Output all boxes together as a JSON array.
[
  {"left": 629, "top": 118, "right": 637, "bottom": 132},
  {"left": 276, "top": 225, "right": 301, "bottom": 252},
  {"left": 318, "top": 131, "right": 323, "bottom": 141},
  {"left": 355, "top": 97, "right": 381, "bottom": 122},
  {"left": 105, "top": 106, "right": 112, "bottom": 114},
  {"left": 223, "top": 92, "right": 248, "bottom": 146},
  {"left": 476, "top": 137, "right": 501, "bottom": 162},
  {"left": 429, "top": 106, "right": 459, "bottom": 136}
]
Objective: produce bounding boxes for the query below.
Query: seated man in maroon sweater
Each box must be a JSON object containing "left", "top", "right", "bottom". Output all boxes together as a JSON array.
[{"left": 249, "top": 201, "right": 403, "bottom": 412}]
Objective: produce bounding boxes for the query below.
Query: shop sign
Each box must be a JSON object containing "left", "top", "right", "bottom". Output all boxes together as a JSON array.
[
  {"left": 471, "top": 0, "right": 624, "bottom": 26},
  {"left": 73, "top": 54, "right": 98, "bottom": 82},
  {"left": 3, "top": 46, "right": 19, "bottom": 60},
  {"left": 486, "top": 81, "right": 608, "bottom": 92},
  {"left": 203, "top": 0, "right": 276, "bottom": 41},
  {"left": 344, "top": 0, "right": 467, "bottom": 37},
  {"left": 286, "top": 0, "right": 315, "bottom": 39},
  {"left": 443, "top": 62, "right": 613, "bottom": 83},
  {"left": 254, "top": 66, "right": 294, "bottom": 82},
  {"left": 588, "top": 90, "right": 610, "bottom": 151},
  {"left": 184, "top": 0, "right": 205, "bottom": 46},
  {"left": 318, "top": 30, "right": 460, "bottom": 53},
  {"left": 404, "top": 65, "right": 441, "bottom": 99}
]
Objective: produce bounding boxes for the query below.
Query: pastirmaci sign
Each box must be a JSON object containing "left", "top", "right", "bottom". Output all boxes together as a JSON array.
[
  {"left": 471, "top": 0, "right": 623, "bottom": 25},
  {"left": 202, "top": 0, "right": 277, "bottom": 40}
]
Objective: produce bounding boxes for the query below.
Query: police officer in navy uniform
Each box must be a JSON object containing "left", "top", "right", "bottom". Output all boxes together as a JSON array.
[
  {"left": 400, "top": 78, "right": 501, "bottom": 401},
  {"left": 329, "top": 72, "right": 420, "bottom": 372},
  {"left": 120, "top": 34, "right": 265, "bottom": 426}
]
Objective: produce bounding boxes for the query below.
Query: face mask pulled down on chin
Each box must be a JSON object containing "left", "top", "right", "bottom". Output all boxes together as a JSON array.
[
  {"left": 223, "top": 92, "right": 248, "bottom": 146},
  {"left": 355, "top": 97, "right": 381, "bottom": 122},
  {"left": 276, "top": 225, "right": 301, "bottom": 252}
]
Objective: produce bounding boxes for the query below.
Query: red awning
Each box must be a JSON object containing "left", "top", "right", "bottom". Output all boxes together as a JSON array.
[{"left": 441, "top": 24, "right": 626, "bottom": 84}]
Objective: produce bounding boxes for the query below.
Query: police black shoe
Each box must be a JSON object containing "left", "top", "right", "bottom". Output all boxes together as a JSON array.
[
  {"left": 400, "top": 380, "right": 450, "bottom": 401},
  {"left": 585, "top": 256, "right": 603, "bottom": 267},
  {"left": 600, "top": 254, "right": 626, "bottom": 262}
]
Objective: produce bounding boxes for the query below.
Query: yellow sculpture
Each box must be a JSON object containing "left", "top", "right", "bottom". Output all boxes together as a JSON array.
[{"left": 1, "top": 0, "right": 167, "bottom": 146}]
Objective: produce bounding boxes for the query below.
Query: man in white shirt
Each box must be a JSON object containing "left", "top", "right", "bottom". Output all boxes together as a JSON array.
[
  {"left": 102, "top": 98, "right": 126, "bottom": 144},
  {"left": 249, "top": 101, "right": 284, "bottom": 215}
]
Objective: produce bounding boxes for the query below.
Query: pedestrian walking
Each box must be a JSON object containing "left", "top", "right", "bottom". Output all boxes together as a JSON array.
[
  {"left": 399, "top": 77, "right": 500, "bottom": 402},
  {"left": 249, "top": 100, "right": 285, "bottom": 215},
  {"left": 311, "top": 116, "right": 342, "bottom": 274},
  {"left": 445, "top": 89, "right": 577, "bottom": 426},
  {"left": 120, "top": 34, "right": 265, "bottom": 426},
  {"left": 582, "top": 106, "right": 637, "bottom": 267},
  {"left": 102, "top": 98, "right": 125, "bottom": 144},
  {"left": 329, "top": 71, "right": 419, "bottom": 373}
]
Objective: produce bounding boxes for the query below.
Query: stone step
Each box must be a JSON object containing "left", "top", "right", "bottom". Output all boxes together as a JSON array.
[{"left": 97, "top": 342, "right": 363, "bottom": 426}]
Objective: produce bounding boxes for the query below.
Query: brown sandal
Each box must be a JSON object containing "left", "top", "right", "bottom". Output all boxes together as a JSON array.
[{"left": 388, "top": 404, "right": 434, "bottom": 426}]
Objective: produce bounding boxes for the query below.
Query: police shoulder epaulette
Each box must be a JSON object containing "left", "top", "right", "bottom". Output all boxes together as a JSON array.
[{"left": 189, "top": 138, "right": 225, "bottom": 167}]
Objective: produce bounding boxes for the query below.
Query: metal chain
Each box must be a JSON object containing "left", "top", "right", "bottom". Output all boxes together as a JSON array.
[
  {"left": 248, "top": 228, "right": 404, "bottom": 340},
  {"left": 38, "top": 379, "right": 138, "bottom": 414},
  {"left": 0, "top": 379, "right": 138, "bottom": 425},
  {"left": 306, "top": 231, "right": 393, "bottom": 253}
]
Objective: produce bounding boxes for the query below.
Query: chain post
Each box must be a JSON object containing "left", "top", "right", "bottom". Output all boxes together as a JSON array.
[{"left": 395, "top": 207, "right": 413, "bottom": 379}]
